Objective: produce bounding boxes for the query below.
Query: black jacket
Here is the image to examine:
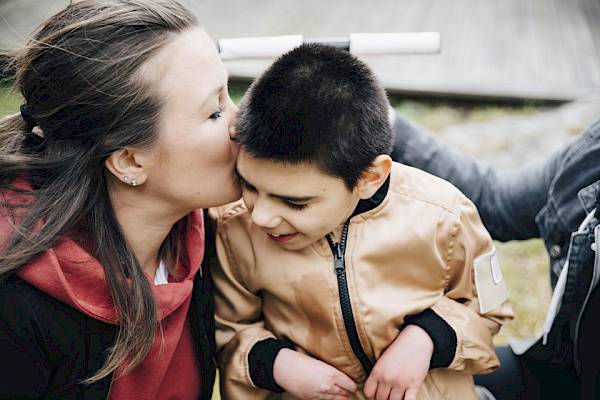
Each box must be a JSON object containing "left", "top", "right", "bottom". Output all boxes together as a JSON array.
[{"left": 0, "top": 216, "right": 217, "bottom": 400}]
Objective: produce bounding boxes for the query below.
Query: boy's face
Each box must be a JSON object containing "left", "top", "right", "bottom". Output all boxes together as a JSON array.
[{"left": 236, "top": 150, "right": 361, "bottom": 251}]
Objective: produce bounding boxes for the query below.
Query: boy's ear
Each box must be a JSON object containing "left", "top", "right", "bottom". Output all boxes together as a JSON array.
[
  {"left": 104, "top": 148, "right": 148, "bottom": 186},
  {"left": 356, "top": 155, "right": 392, "bottom": 200}
]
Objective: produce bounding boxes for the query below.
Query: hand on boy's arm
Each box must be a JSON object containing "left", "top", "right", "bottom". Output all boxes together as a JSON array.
[
  {"left": 363, "top": 325, "right": 433, "bottom": 400},
  {"left": 273, "top": 348, "right": 358, "bottom": 400}
]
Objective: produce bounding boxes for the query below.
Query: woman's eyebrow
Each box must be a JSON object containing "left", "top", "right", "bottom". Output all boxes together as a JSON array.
[{"left": 199, "top": 84, "right": 224, "bottom": 110}]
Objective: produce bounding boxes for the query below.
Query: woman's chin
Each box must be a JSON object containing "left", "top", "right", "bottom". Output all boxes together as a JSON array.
[{"left": 205, "top": 187, "right": 243, "bottom": 209}]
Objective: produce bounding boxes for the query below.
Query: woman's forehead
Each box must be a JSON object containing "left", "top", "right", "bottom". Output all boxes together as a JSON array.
[{"left": 143, "top": 27, "right": 226, "bottom": 102}]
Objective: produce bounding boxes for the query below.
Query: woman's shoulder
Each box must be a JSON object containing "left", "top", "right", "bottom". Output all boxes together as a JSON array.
[
  {"left": 1, "top": 275, "right": 70, "bottom": 326},
  {"left": 0, "top": 275, "right": 117, "bottom": 398},
  {"left": 0, "top": 275, "right": 45, "bottom": 310},
  {"left": 0, "top": 275, "right": 58, "bottom": 351},
  {"left": 0, "top": 275, "right": 115, "bottom": 338}
]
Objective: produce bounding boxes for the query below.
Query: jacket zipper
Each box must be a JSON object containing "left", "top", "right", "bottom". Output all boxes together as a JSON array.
[{"left": 326, "top": 222, "right": 373, "bottom": 375}]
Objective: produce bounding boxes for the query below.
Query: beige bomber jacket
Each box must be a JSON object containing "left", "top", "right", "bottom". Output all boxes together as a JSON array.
[{"left": 211, "top": 162, "right": 514, "bottom": 399}]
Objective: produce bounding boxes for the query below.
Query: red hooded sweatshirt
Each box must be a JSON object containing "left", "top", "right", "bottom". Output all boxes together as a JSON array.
[{"left": 3, "top": 184, "right": 205, "bottom": 399}]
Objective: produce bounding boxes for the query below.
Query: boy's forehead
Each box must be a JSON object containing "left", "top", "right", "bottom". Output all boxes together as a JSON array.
[
  {"left": 236, "top": 151, "right": 346, "bottom": 196},
  {"left": 237, "top": 151, "right": 314, "bottom": 181}
]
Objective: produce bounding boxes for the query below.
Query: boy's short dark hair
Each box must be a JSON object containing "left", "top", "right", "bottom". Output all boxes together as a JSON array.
[{"left": 236, "top": 43, "right": 393, "bottom": 190}]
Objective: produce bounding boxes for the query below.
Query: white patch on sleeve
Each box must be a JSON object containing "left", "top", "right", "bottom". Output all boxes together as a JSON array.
[
  {"left": 473, "top": 247, "right": 508, "bottom": 314},
  {"left": 491, "top": 252, "right": 503, "bottom": 284}
]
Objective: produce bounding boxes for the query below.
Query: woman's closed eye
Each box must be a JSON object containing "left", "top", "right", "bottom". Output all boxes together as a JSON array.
[{"left": 209, "top": 105, "right": 224, "bottom": 120}]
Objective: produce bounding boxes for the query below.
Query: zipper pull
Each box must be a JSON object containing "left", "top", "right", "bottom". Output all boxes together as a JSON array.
[
  {"left": 334, "top": 258, "right": 345, "bottom": 274},
  {"left": 332, "top": 243, "right": 342, "bottom": 259}
]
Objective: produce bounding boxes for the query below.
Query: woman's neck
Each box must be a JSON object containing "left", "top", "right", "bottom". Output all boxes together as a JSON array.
[{"left": 109, "top": 184, "right": 185, "bottom": 278}]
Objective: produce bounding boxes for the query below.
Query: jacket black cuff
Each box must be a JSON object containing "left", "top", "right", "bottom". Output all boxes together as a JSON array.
[
  {"left": 248, "top": 338, "right": 295, "bottom": 392},
  {"left": 404, "top": 308, "right": 457, "bottom": 369}
]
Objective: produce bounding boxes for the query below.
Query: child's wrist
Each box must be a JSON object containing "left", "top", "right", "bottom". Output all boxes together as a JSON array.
[
  {"left": 402, "top": 324, "right": 434, "bottom": 354},
  {"left": 404, "top": 308, "right": 457, "bottom": 368},
  {"left": 248, "top": 338, "right": 294, "bottom": 392},
  {"left": 273, "top": 348, "right": 296, "bottom": 389}
]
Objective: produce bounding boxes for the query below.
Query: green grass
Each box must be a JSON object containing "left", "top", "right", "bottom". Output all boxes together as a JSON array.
[
  {"left": 0, "top": 84, "right": 22, "bottom": 117},
  {"left": 228, "top": 79, "right": 251, "bottom": 103},
  {"left": 494, "top": 240, "right": 550, "bottom": 343},
  {"left": 390, "top": 96, "right": 546, "bottom": 133}
]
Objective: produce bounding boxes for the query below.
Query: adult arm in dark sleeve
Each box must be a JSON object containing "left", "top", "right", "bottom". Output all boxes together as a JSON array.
[{"left": 390, "top": 111, "right": 561, "bottom": 241}]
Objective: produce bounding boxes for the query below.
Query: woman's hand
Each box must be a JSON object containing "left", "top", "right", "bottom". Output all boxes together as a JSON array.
[
  {"left": 363, "top": 325, "right": 434, "bottom": 400},
  {"left": 273, "top": 348, "right": 358, "bottom": 400}
]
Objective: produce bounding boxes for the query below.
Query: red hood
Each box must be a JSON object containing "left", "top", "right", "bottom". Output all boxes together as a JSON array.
[{"left": 2, "top": 183, "right": 205, "bottom": 324}]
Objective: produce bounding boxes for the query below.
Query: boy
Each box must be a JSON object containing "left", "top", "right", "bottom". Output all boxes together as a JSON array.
[{"left": 211, "top": 44, "right": 513, "bottom": 399}]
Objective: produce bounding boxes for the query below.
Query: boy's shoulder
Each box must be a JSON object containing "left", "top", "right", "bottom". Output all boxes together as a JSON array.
[
  {"left": 209, "top": 199, "right": 248, "bottom": 223},
  {"left": 208, "top": 199, "right": 255, "bottom": 240},
  {"left": 389, "top": 161, "right": 470, "bottom": 217}
]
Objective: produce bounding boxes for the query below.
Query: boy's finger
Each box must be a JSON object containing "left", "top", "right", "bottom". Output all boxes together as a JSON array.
[
  {"left": 363, "top": 376, "right": 378, "bottom": 398},
  {"left": 334, "top": 374, "right": 358, "bottom": 393},
  {"left": 326, "top": 384, "right": 352, "bottom": 397},
  {"left": 375, "top": 383, "right": 392, "bottom": 400},
  {"left": 389, "top": 387, "right": 404, "bottom": 400},
  {"left": 330, "top": 395, "right": 352, "bottom": 400},
  {"left": 404, "top": 386, "right": 419, "bottom": 400}
]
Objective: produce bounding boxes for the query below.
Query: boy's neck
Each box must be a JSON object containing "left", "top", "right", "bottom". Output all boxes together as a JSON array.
[
  {"left": 327, "top": 173, "right": 391, "bottom": 243},
  {"left": 350, "top": 173, "right": 391, "bottom": 218}
]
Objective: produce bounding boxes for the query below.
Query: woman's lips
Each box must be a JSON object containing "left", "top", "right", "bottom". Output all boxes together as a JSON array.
[{"left": 267, "top": 232, "right": 298, "bottom": 243}]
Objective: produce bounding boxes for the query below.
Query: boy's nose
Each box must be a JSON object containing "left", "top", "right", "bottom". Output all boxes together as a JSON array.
[
  {"left": 250, "top": 200, "right": 281, "bottom": 230},
  {"left": 228, "top": 100, "right": 239, "bottom": 141}
]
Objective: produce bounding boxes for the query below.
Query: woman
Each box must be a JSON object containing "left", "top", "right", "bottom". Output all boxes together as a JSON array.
[
  {"left": 0, "top": 0, "right": 239, "bottom": 398},
  {"left": 391, "top": 112, "right": 600, "bottom": 399}
]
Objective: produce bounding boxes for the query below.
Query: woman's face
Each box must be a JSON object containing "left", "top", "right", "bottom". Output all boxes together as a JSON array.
[{"left": 136, "top": 27, "right": 240, "bottom": 213}]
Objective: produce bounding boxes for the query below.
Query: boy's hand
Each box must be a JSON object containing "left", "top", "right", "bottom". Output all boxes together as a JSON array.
[
  {"left": 273, "top": 348, "right": 358, "bottom": 400},
  {"left": 363, "top": 325, "right": 433, "bottom": 400}
]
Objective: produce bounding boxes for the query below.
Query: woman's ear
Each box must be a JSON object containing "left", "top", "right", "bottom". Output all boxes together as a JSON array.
[
  {"left": 104, "top": 148, "right": 148, "bottom": 187},
  {"left": 356, "top": 155, "right": 392, "bottom": 200}
]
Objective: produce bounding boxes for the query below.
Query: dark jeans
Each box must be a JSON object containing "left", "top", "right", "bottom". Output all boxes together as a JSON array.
[
  {"left": 476, "top": 285, "right": 600, "bottom": 400},
  {"left": 475, "top": 346, "right": 581, "bottom": 399}
]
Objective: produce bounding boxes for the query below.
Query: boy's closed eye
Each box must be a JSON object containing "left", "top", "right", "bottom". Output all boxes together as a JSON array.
[
  {"left": 239, "top": 178, "right": 256, "bottom": 193},
  {"left": 241, "top": 180, "right": 308, "bottom": 210},
  {"left": 285, "top": 201, "right": 308, "bottom": 211},
  {"left": 237, "top": 172, "right": 310, "bottom": 211}
]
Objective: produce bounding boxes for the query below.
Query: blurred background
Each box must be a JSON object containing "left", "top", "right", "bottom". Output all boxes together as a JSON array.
[{"left": 2, "top": 0, "right": 600, "bottom": 386}]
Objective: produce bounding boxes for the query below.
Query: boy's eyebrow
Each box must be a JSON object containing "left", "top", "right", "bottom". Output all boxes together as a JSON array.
[
  {"left": 275, "top": 193, "right": 317, "bottom": 202},
  {"left": 235, "top": 166, "right": 317, "bottom": 202}
]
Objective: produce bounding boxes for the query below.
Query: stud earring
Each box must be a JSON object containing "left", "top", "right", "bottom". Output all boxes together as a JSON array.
[
  {"left": 123, "top": 176, "right": 129, "bottom": 183},
  {"left": 131, "top": 179, "right": 138, "bottom": 187}
]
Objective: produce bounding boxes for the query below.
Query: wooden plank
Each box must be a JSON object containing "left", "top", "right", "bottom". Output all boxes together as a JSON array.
[
  {"left": 1, "top": 0, "right": 599, "bottom": 101},
  {"left": 199, "top": 0, "right": 600, "bottom": 101}
]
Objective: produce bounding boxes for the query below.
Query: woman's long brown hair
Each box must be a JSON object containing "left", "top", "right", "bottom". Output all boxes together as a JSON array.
[{"left": 0, "top": 0, "right": 198, "bottom": 383}]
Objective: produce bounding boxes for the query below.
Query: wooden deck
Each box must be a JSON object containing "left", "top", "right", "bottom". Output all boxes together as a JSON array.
[{"left": 2, "top": 0, "right": 600, "bottom": 101}]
